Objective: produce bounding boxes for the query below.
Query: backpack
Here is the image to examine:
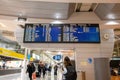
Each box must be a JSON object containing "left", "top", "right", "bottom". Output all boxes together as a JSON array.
[{"left": 65, "top": 66, "right": 77, "bottom": 80}]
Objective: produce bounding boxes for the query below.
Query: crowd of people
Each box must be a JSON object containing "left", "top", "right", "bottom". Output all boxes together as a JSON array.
[
  {"left": 26, "top": 61, "right": 52, "bottom": 80},
  {"left": 26, "top": 56, "right": 77, "bottom": 80}
]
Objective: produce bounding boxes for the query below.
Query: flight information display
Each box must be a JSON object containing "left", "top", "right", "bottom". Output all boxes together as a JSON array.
[
  {"left": 49, "top": 24, "right": 62, "bottom": 42},
  {"left": 24, "top": 24, "right": 47, "bottom": 42},
  {"left": 23, "top": 23, "right": 100, "bottom": 43}
]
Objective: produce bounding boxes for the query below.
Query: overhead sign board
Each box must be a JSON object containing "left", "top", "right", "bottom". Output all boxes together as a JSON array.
[{"left": 23, "top": 23, "right": 100, "bottom": 43}]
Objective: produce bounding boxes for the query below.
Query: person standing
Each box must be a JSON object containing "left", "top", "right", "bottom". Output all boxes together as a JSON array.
[
  {"left": 2, "top": 62, "right": 6, "bottom": 69},
  {"left": 54, "top": 64, "right": 58, "bottom": 80},
  {"left": 54, "top": 64, "right": 58, "bottom": 75},
  {"left": 38, "top": 61, "right": 46, "bottom": 78},
  {"left": 62, "top": 56, "right": 77, "bottom": 80},
  {"left": 26, "top": 61, "right": 36, "bottom": 80}
]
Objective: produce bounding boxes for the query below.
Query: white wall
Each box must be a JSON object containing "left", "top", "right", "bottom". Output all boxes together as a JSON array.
[{"left": 15, "top": 12, "right": 114, "bottom": 80}]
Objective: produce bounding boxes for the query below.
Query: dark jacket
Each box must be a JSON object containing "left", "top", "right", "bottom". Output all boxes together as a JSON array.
[
  {"left": 64, "top": 65, "right": 77, "bottom": 80},
  {"left": 27, "top": 63, "right": 36, "bottom": 74},
  {"left": 38, "top": 64, "right": 46, "bottom": 74}
]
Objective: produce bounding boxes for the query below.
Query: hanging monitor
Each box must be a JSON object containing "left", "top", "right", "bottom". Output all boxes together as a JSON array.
[{"left": 23, "top": 23, "right": 100, "bottom": 43}]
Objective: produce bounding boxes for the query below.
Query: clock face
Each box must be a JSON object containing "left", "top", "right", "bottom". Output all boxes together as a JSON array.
[{"left": 103, "top": 33, "right": 109, "bottom": 40}]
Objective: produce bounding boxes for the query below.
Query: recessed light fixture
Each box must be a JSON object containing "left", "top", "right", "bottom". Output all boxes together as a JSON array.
[
  {"left": 55, "top": 13, "right": 61, "bottom": 19},
  {"left": 56, "top": 15, "right": 60, "bottom": 19},
  {"left": 107, "top": 14, "right": 116, "bottom": 19},
  {"left": 105, "top": 21, "right": 119, "bottom": 25}
]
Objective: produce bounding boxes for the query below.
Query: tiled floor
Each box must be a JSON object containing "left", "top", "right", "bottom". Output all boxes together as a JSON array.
[
  {"left": 0, "top": 70, "right": 62, "bottom": 80},
  {"left": 0, "top": 73, "right": 52, "bottom": 80},
  {"left": 0, "top": 73, "right": 21, "bottom": 80}
]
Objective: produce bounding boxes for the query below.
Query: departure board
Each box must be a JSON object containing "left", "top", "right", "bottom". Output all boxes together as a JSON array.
[
  {"left": 24, "top": 24, "right": 47, "bottom": 42},
  {"left": 23, "top": 23, "right": 100, "bottom": 43},
  {"left": 63, "top": 24, "right": 100, "bottom": 42},
  {"left": 49, "top": 24, "right": 62, "bottom": 42}
]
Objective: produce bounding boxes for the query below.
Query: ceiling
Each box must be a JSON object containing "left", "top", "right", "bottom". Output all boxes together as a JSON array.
[
  {"left": 0, "top": 1, "right": 119, "bottom": 20},
  {"left": 0, "top": 0, "right": 75, "bottom": 20},
  {"left": 95, "top": 3, "right": 120, "bottom": 20},
  {"left": 0, "top": 1, "right": 98, "bottom": 20}
]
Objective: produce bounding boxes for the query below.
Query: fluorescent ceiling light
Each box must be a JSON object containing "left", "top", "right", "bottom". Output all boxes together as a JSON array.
[
  {"left": 105, "top": 21, "right": 119, "bottom": 25},
  {"left": 51, "top": 20, "right": 63, "bottom": 24}
]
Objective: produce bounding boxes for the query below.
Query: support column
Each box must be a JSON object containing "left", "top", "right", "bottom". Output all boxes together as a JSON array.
[
  {"left": 94, "top": 58, "right": 110, "bottom": 80},
  {"left": 21, "top": 48, "right": 28, "bottom": 80}
]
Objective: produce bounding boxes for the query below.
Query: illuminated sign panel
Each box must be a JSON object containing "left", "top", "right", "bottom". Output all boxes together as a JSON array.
[{"left": 24, "top": 24, "right": 100, "bottom": 43}]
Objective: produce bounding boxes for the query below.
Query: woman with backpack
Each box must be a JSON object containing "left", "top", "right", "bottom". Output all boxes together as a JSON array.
[{"left": 62, "top": 56, "right": 77, "bottom": 80}]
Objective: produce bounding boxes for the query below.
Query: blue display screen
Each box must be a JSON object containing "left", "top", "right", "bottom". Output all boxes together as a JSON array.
[
  {"left": 34, "top": 25, "right": 46, "bottom": 42},
  {"left": 53, "top": 55, "right": 62, "bottom": 61},
  {"left": 49, "top": 24, "right": 62, "bottom": 42},
  {"left": 24, "top": 24, "right": 100, "bottom": 43}
]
